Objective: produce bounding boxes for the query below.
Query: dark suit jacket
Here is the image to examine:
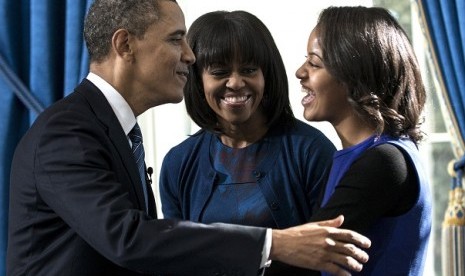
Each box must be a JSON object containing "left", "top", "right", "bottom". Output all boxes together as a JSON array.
[{"left": 7, "top": 79, "right": 266, "bottom": 276}]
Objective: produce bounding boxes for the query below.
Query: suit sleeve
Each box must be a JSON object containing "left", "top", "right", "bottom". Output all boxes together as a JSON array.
[{"left": 35, "top": 109, "right": 266, "bottom": 275}]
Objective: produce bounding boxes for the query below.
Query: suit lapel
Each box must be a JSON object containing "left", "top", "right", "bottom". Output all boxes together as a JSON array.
[{"left": 74, "top": 79, "right": 150, "bottom": 214}]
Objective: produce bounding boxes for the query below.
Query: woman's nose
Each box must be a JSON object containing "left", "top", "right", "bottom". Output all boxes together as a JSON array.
[
  {"left": 226, "top": 73, "right": 245, "bottom": 90},
  {"left": 295, "top": 63, "right": 307, "bottom": 79}
]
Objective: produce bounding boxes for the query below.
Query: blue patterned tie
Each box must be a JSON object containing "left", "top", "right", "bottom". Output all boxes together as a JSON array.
[{"left": 128, "top": 123, "right": 149, "bottom": 213}]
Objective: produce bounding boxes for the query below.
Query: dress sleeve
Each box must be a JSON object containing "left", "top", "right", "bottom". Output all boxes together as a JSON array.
[
  {"left": 309, "top": 143, "right": 418, "bottom": 232},
  {"left": 159, "top": 149, "right": 183, "bottom": 219}
]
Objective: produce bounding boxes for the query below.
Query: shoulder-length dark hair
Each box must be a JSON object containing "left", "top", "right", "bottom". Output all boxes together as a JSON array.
[
  {"left": 316, "top": 6, "right": 426, "bottom": 143},
  {"left": 184, "top": 10, "right": 294, "bottom": 133}
]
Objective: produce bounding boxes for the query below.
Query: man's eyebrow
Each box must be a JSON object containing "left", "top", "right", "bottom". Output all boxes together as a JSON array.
[{"left": 169, "top": 29, "right": 186, "bottom": 36}]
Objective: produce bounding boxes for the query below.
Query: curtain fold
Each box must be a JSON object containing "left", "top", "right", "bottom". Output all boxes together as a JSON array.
[
  {"left": 418, "top": 0, "right": 465, "bottom": 275},
  {"left": 418, "top": 0, "right": 465, "bottom": 149},
  {"left": 0, "top": 1, "right": 91, "bottom": 275}
]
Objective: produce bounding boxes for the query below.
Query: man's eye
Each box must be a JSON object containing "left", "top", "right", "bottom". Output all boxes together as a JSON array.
[{"left": 170, "top": 36, "right": 183, "bottom": 43}]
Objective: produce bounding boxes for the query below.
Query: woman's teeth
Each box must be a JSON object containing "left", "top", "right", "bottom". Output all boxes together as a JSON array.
[
  {"left": 301, "top": 88, "right": 315, "bottom": 105},
  {"left": 222, "top": 95, "right": 249, "bottom": 103}
]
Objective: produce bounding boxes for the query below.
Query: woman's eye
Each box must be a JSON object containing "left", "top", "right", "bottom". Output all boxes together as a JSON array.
[
  {"left": 305, "top": 55, "right": 321, "bottom": 68},
  {"left": 307, "top": 59, "right": 321, "bottom": 68},
  {"left": 210, "top": 70, "right": 228, "bottom": 76},
  {"left": 242, "top": 68, "right": 257, "bottom": 75},
  {"left": 308, "top": 61, "right": 318, "bottom": 68},
  {"left": 240, "top": 65, "right": 260, "bottom": 75}
]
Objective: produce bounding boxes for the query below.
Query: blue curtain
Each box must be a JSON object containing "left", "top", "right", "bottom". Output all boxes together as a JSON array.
[
  {"left": 0, "top": 0, "right": 92, "bottom": 274},
  {"left": 419, "top": 0, "right": 465, "bottom": 147},
  {"left": 418, "top": 0, "right": 465, "bottom": 275}
]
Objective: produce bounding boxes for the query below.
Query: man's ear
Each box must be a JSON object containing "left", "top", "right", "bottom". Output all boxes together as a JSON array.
[{"left": 112, "top": 29, "right": 133, "bottom": 61}]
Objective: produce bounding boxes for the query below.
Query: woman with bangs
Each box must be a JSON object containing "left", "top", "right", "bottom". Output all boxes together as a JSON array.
[{"left": 159, "top": 10, "right": 335, "bottom": 275}]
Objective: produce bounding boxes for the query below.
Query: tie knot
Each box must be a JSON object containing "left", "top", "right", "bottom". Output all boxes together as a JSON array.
[{"left": 129, "top": 123, "right": 143, "bottom": 144}]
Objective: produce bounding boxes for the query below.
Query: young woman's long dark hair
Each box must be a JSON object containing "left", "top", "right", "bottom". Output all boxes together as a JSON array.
[{"left": 316, "top": 6, "right": 426, "bottom": 143}]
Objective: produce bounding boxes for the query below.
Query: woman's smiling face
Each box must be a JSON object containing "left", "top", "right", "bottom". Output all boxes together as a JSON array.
[
  {"left": 295, "top": 28, "right": 352, "bottom": 126},
  {"left": 201, "top": 62, "right": 265, "bottom": 126}
]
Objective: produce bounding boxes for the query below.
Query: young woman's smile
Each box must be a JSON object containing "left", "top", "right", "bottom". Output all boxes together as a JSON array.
[{"left": 295, "top": 28, "right": 351, "bottom": 126}]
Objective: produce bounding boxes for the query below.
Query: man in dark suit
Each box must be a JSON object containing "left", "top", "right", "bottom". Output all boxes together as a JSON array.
[{"left": 6, "top": 0, "right": 371, "bottom": 275}]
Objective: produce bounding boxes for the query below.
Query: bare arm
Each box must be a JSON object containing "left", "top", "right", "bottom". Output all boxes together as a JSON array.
[{"left": 270, "top": 215, "right": 370, "bottom": 276}]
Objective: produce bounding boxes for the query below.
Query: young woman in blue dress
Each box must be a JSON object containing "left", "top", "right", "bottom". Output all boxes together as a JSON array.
[{"left": 296, "top": 6, "right": 432, "bottom": 275}]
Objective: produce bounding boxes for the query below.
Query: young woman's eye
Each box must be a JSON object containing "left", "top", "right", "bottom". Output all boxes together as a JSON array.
[
  {"left": 308, "top": 61, "right": 319, "bottom": 68},
  {"left": 305, "top": 55, "right": 322, "bottom": 68}
]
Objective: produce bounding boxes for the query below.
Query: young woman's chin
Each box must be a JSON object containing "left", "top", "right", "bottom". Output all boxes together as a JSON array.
[{"left": 303, "top": 109, "right": 317, "bottom": 122}]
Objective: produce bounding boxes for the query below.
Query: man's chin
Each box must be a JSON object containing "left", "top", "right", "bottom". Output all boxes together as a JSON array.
[
  {"left": 170, "top": 95, "right": 184, "bottom": 104},
  {"left": 163, "top": 95, "right": 184, "bottom": 105}
]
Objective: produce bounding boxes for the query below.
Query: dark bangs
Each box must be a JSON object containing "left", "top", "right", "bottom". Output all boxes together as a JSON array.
[
  {"left": 194, "top": 19, "right": 269, "bottom": 71},
  {"left": 185, "top": 10, "right": 294, "bottom": 132}
]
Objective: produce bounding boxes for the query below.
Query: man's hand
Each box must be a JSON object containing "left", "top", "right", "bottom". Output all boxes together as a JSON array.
[{"left": 269, "top": 215, "right": 371, "bottom": 276}]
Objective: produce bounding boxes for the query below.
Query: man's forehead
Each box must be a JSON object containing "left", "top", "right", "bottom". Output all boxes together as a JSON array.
[{"left": 153, "top": 0, "right": 186, "bottom": 32}]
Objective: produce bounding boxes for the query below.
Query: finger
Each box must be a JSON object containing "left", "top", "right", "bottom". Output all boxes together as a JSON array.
[
  {"left": 330, "top": 253, "right": 364, "bottom": 273},
  {"left": 329, "top": 229, "right": 371, "bottom": 249},
  {"left": 331, "top": 238, "right": 369, "bottom": 262},
  {"left": 315, "top": 215, "right": 344, "bottom": 228},
  {"left": 324, "top": 239, "right": 369, "bottom": 270}
]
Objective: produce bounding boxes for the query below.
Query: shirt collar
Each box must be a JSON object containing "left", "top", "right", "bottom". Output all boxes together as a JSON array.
[{"left": 86, "top": 72, "right": 136, "bottom": 135}]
